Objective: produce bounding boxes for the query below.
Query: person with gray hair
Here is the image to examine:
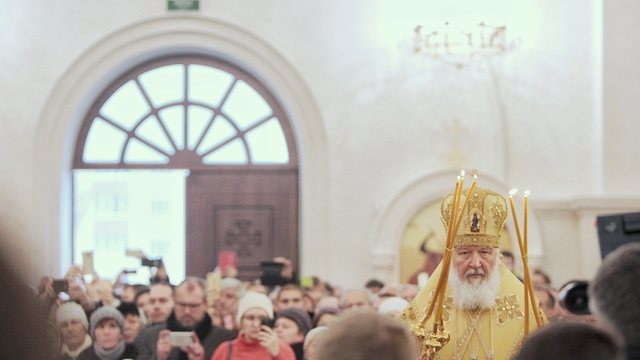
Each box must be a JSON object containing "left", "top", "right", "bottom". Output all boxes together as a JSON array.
[
  {"left": 217, "top": 277, "right": 246, "bottom": 331},
  {"left": 590, "top": 242, "right": 640, "bottom": 360},
  {"left": 340, "top": 288, "right": 374, "bottom": 312},
  {"left": 396, "top": 284, "right": 420, "bottom": 302}
]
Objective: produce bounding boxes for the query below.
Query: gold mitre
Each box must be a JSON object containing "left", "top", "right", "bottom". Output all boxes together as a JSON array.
[{"left": 440, "top": 186, "right": 508, "bottom": 248}]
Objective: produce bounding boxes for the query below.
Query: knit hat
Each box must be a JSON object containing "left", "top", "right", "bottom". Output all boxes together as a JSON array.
[
  {"left": 312, "top": 306, "right": 342, "bottom": 327},
  {"left": 377, "top": 296, "right": 409, "bottom": 316},
  {"left": 236, "top": 291, "right": 274, "bottom": 324},
  {"left": 89, "top": 306, "right": 125, "bottom": 337},
  {"left": 56, "top": 302, "right": 89, "bottom": 331},
  {"left": 275, "top": 307, "right": 313, "bottom": 335}
]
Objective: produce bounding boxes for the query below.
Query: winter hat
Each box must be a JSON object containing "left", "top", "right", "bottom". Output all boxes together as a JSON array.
[
  {"left": 236, "top": 291, "right": 274, "bottom": 324},
  {"left": 312, "top": 306, "right": 342, "bottom": 327},
  {"left": 89, "top": 306, "right": 125, "bottom": 337},
  {"left": 56, "top": 302, "right": 89, "bottom": 331},
  {"left": 377, "top": 296, "right": 409, "bottom": 316},
  {"left": 275, "top": 307, "right": 313, "bottom": 335},
  {"left": 303, "top": 326, "right": 328, "bottom": 351}
]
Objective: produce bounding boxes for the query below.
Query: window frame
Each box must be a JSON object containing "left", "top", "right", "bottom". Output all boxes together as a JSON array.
[{"left": 73, "top": 54, "right": 298, "bottom": 170}]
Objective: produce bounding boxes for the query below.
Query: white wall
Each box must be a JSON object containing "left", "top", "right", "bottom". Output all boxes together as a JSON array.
[{"left": 1, "top": 0, "right": 639, "bottom": 288}]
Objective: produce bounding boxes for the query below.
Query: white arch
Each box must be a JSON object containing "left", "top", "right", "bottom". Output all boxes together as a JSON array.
[
  {"left": 370, "top": 169, "right": 544, "bottom": 284},
  {"left": 33, "top": 15, "right": 328, "bottom": 278}
]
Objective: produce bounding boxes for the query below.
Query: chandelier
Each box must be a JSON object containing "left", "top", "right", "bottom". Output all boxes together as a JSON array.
[{"left": 410, "top": 22, "right": 517, "bottom": 67}]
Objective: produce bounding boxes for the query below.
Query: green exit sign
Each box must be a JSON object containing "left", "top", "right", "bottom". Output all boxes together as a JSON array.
[{"left": 168, "top": 0, "right": 199, "bottom": 10}]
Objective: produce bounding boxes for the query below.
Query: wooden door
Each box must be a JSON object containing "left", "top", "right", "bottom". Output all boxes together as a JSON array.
[{"left": 186, "top": 170, "right": 298, "bottom": 280}]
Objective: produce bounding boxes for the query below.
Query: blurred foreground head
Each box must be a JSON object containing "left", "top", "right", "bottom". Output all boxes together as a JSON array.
[
  {"left": 590, "top": 242, "right": 640, "bottom": 350},
  {"left": 515, "top": 321, "right": 624, "bottom": 360},
  {"left": 314, "top": 311, "right": 418, "bottom": 360}
]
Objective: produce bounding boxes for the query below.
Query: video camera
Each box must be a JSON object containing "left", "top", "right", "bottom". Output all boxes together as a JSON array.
[{"left": 559, "top": 211, "right": 640, "bottom": 315}]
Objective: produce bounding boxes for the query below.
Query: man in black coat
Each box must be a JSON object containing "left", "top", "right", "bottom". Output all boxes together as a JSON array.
[{"left": 135, "top": 277, "right": 233, "bottom": 360}]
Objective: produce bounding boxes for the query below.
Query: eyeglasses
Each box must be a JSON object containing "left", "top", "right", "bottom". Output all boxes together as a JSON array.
[{"left": 175, "top": 302, "right": 203, "bottom": 310}]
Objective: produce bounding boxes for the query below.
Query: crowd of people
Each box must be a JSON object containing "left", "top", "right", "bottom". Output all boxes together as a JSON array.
[
  {"left": 18, "top": 239, "right": 636, "bottom": 360},
  {"left": 4, "top": 188, "right": 640, "bottom": 360},
  {"left": 26, "top": 254, "right": 426, "bottom": 360}
]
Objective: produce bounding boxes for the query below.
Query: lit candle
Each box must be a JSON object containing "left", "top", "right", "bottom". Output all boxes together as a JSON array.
[{"left": 508, "top": 189, "right": 522, "bottom": 245}]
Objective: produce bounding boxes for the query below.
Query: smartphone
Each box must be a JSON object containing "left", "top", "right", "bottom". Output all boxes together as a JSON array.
[
  {"left": 82, "top": 251, "right": 94, "bottom": 275},
  {"left": 125, "top": 249, "right": 145, "bottom": 258},
  {"left": 260, "top": 317, "right": 274, "bottom": 329},
  {"left": 218, "top": 251, "right": 238, "bottom": 272},
  {"left": 168, "top": 331, "right": 193, "bottom": 346},
  {"left": 299, "top": 276, "right": 314, "bottom": 289},
  {"left": 141, "top": 257, "right": 162, "bottom": 268},
  {"left": 52, "top": 279, "right": 69, "bottom": 293}
]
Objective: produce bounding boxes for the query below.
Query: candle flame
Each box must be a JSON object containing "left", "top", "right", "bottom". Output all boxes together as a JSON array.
[
  {"left": 509, "top": 189, "right": 518, "bottom": 196},
  {"left": 524, "top": 190, "right": 531, "bottom": 196},
  {"left": 461, "top": 170, "right": 465, "bottom": 177}
]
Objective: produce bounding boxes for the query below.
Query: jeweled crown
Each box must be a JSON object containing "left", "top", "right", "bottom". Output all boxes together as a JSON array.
[{"left": 440, "top": 187, "right": 508, "bottom": 247}]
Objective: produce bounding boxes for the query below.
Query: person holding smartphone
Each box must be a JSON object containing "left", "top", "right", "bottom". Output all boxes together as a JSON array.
[
  {"left": 136, "top": 277, "right": 233, "bottom": 360},
  {"left": 210, "top": 292, "right": 295, "bottom": 360}
]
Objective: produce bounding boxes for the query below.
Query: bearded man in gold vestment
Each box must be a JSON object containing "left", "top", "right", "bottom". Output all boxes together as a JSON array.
[{"left": 400, "top": 187, "right": 547, "bottom": 360}]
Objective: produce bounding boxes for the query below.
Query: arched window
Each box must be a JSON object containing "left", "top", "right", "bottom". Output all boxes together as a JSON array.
[{"left": 73, "top": 55, "right": 299, "bottom": 283}]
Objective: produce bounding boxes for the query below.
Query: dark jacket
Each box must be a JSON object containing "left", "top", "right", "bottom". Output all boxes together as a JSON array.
[
  {"left": 290, "top": 341, "right": 304, "bottom": 360},
  {"left": 135, "top": 312, "right": 233, "bottom": 360},
  {"left": 628, "top": 345, "right": 640, "bottom": 360},
  {"left": 76, "top": 343, "right": 137, "bottom": 360}
]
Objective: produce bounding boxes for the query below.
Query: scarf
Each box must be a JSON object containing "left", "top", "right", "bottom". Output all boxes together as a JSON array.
[
  {"left": 61, "top": 334, "right": 92, "bottom": 359},
  {"left": 166, "top": 312, "right": 213, "bottom": 360},
  {"left": 93, "top": 339, "right": 125, "bottom": 360}
]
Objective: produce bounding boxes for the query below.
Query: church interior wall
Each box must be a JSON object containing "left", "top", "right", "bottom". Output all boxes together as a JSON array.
[{"left": 1, "top": 0, "right": 639, "bottom": 288}]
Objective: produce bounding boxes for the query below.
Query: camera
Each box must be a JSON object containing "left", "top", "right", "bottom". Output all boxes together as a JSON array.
[
  {"left": 52, "top": 279, "right": 69, "bottom": 294},
  {"left": 556, "top": 211, "right": 640, "bottom": 317},
  {"left": 259, "top": 260, "right": 285, "bottom": 286},
  {"left": 558, "top": 280, "right": 590, "bottom": 315}
]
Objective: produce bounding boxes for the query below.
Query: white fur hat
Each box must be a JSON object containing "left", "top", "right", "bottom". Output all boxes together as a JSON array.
[
  {"left": 377, "top": 296, "right": 409, "bottom": 316},
  {"left": 236, "top": 291, "right": 273, "bottom": 324}
]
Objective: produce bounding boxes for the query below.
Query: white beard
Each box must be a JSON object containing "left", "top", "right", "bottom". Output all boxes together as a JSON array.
[{"left": 449, "top": 260, "right": 502, "bottom": 309}]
